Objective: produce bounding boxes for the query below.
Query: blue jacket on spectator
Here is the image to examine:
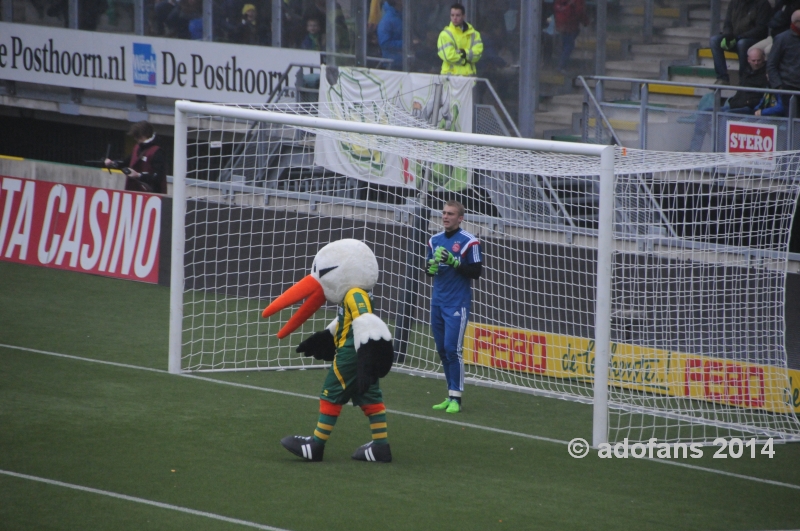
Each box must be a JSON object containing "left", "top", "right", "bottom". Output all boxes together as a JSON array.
[
  {"left": 378, "top": 1, "right": 403, "bottom": 70},
  {"left": 755, "top": 91, "right": 786, "bottom": 116}
]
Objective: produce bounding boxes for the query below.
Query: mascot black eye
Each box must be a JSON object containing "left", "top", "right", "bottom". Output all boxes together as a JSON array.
[{"left": 318, "top": 266, "right": 338, "bottom": 278}]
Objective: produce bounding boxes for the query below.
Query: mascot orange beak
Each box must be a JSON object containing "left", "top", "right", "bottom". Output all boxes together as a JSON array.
[{"left": 262, "top": 275, "right": 327, "bottom": 339}]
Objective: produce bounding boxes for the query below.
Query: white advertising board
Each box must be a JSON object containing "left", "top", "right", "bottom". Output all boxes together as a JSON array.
[
  {"left": 0, "top": 22, "right": 320, "bottom": 103},
  {"left": 725, "top": 120, "right": 778, "bottom": 170}
]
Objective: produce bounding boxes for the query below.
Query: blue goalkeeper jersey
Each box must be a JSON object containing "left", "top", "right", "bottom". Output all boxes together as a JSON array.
[{"left": 427, "top": 228, "right": 481, "bottom": 307}]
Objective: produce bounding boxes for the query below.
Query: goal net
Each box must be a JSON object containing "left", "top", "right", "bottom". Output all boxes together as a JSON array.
[{"left": 170, "top": 99, "right": 800, "bottom": 445}]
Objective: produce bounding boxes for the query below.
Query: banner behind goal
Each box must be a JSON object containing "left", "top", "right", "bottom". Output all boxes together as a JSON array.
[{"left": 170, "top": 100, "right": 800, "bottom": 446}]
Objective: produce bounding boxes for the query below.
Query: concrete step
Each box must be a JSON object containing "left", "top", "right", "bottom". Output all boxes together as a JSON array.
[
  {"left": 540, "top": 93, "right": 585, "bottom": 112},
  {"left": 656, "top": 34, "right": 706, "bottom": 46},
  {"left": 605, "top": 60, "right": 662, "bottom": 77},
  {"left": 698, "top": 48, "right": 738, "bottom": 60},
  {"left": 647, "top": 93, "right": 705, "bottom": 108},
  {"left": 645, "top": 88, "right": 736, "bottom": 108},
  {"left": 660, "top": 25, "right": 710, "bottom": 39},
  {"left": 592, "top": 105, "right": 673, "bottom": 124},
  {"left": 618, "top": 0, "right": 694, "bottom": 6},
  {"left": 534, "top": 110, "right": 575, "bottom": 127},
  {"left": 647, "top": 82, "right": 709, "bottom": 98},
  {"left": 630, "top": 53, "right": 687, "bottom": 64},
  {"left": 630, "top": 43, "right": 692, "bottom": 56},
  {"left": 576, "top": 38, "right": 629, "bottom": 54},
  {"left": 542, "top": 99, "right": 586, "bottom": 115},
  {"left": 698, "top": 57, "right": 740, "bottom": 72},
  {"left": 667, "top": 65, "right": 720, "bottom": 87},
  {"left": 689, "top": 8, "right": 711, "bottom": 22},
  {"left": 621, "top": 5, "right": 682, "bottom": 19},
  {"left": 617, "top": 14, "right": 681, "bottom": 29}
]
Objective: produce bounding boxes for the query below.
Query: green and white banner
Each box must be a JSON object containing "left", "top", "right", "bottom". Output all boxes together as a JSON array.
[{"left": 315, "top": 66, "right": 473, "bottom": 190}]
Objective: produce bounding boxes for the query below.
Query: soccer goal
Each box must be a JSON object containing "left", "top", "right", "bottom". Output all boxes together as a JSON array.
[{"left": 169, "top": 99, "right": 800, "bottom": 447}]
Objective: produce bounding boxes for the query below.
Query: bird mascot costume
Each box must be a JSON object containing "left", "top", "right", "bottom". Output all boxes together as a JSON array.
[{"left": 262, "top": 239, "right": 395, "bottom": 463}]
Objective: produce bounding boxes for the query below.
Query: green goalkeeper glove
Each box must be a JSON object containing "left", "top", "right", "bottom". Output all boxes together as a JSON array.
[
  {"left": 435, "top": 247, "right": 460, "bottom": 268},
  {"left": 427, "top": 258, "right": 439, "bottom": 274}
]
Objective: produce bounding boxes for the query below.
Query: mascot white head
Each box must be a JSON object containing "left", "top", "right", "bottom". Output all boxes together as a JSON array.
[{"left": 262, "top": 239, "right": 379, "bottom": 338}]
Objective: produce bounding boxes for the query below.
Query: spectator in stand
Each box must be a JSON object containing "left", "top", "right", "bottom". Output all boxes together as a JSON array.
[
  {"left": 480, "top": 22, "right": 516, "bottom": 101},
  {"left": 690, "top": 47, "right": 769, "bottom": 151},
  {"left": 281, "top": 0, "right": 306, "bottom": 48},
  {"left": 754, "top": 88, "right": 787, "bottom": 116},
  {"left": 214, "top": 0, "right": 244, "bottom": 42},
  {"left": 415, "top": 29, "right": 443, "bottom": 73},
  {"left": 166, "top": 0, "right": 203, "bottom": 39},
  {"left": 378, "top": 0, "right": 403, "bottom": 70},
  {"left": 750, "top": 0, "right": 800, "bottom": 55},
  {"left": 767, "top": 9, "right": 800, "bottom": 110},
  {"left": 152, "top": 0, "right": 176, "bottom": 35},
  {"left": 188, "top": 17, "right": 203, "bottom": 39},
  {"left": 710, "top": 0, "right": 771, "bottom": 85},
  {"left": 481, "top": 22, "right": 511, "bottom": 71},
  {"left": 302, "top": 0, "right": 351, "bottom": 53},
  {"left": 234, "top": 4, "right": 271, "bottom": 45},
  {"left": 301, "top": 16, "right": 324, "bottom": 50},
  {"left": 368, "top": 0, "right": 382, "bottom": 32},
  {"left": 437, "top": 3, "right": 483, "bottom": 76},
  {"left": 553, "top": 0, "right": 589, "bottom": 74},
  {"left": 47, "top": 0, "right": 108, "bottom": 30},
  {"left": 366, "top": 0, "right": 383, "bottom": 61}
]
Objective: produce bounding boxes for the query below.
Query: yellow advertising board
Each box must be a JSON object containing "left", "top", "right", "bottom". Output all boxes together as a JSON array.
[{"left": 464, "top": 323, "right": 800, "bottom": 415}]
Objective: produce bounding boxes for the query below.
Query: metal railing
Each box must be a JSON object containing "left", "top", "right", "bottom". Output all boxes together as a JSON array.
[{"left": 581, "top": 75, "right": 800, "bottom": 152}]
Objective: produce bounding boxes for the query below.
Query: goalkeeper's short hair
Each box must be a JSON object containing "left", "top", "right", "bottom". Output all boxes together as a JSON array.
[{"left": 445, "top": 199, "right": 465, "bottom": 217}]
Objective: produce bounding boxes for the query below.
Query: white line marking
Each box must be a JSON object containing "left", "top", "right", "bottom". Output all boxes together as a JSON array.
[
  {"left": 3, "top": 343, "right": 800, "bottom": 492},
  {"left": 0, "top": 469, "right": 291, "bottom": 531},
  {"left": 646, "top": 459, "right": 800, "bottom": 491}
]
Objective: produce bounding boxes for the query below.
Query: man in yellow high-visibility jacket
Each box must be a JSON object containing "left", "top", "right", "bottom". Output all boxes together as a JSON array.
[{"left": 437, "top": 3, "right": 483, "bottom": 76}]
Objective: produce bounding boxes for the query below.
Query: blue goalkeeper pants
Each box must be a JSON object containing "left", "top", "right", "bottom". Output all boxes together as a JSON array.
[{"left": 430, "top": 304, "right": 469, "bottom": 394}]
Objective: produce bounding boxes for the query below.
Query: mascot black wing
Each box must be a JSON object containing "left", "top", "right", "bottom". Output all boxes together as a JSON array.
[
  {"left": 352, "top": 313, "right": 394, "bottom": 393},
  {"left": 261, "top": 239, "right": 394, "bottom": 385}
]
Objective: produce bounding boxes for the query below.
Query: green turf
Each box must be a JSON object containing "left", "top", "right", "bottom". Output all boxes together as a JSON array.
[{"left": 1, "top": 262, "right": 799, "bottom": 530}]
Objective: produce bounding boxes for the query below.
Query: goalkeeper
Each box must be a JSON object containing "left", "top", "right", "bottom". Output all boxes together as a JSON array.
[{"left": 425, "top": 200, "right": 482, "bottom": 414}]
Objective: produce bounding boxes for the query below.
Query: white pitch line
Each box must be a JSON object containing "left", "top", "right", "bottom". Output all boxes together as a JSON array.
[
  {"left": 646, "top": 459, "right": 800, "bottom": 491},
  {"left": 3, "top": 343, "right": 800, "bottom": 493},
  {"left": 0, "top": 469, "right": 291, "bottom": 531},
  {"left": 182, "top": 373, "right": 571, "bottom": 446}
]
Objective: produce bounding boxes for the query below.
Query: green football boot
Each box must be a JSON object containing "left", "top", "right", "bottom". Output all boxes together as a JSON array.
[
  {"left": 432, "top": 398, "right": 451, "bottom": 410},
  {"left": 445, "top": 400, "right": 461, "bottom": 414}
]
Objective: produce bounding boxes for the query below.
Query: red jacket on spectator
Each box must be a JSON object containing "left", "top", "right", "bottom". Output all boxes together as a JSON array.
[{"left": 554, "top": 0, "right": 589, "bottom": 34}]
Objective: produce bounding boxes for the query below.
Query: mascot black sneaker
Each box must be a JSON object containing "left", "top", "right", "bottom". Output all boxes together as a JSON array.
[
  {"left": 351, "top": 441, "right": 392, "bottom": 463},
  {"left": 280, "top": 435, "right": 324, "bottom": 462}
]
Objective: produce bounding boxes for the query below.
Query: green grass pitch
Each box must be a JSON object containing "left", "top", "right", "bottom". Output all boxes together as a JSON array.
[{"left": 1, "top": 261, "right": 799, "bottom": 531}]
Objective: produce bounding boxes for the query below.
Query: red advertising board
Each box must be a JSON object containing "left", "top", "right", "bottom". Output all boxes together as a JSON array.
[
  {"left": 0, "top": 176, "right": 161, "bottom": 283},
  {"left": 726, "top": 121, "right": 777, "bottom": 153}
]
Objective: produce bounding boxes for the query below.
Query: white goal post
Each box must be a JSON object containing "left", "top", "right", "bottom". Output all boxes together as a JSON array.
[{"left": 169, "top": 99, "right": 800, "bottom": 448}]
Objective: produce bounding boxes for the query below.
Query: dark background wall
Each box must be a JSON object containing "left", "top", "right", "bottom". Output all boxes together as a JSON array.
[
  {"left": 184, "top": 200, "right": 800, "bottom": 371},
  {"left": 0, "top": 114, "right": 173, "bottom": 171}
]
